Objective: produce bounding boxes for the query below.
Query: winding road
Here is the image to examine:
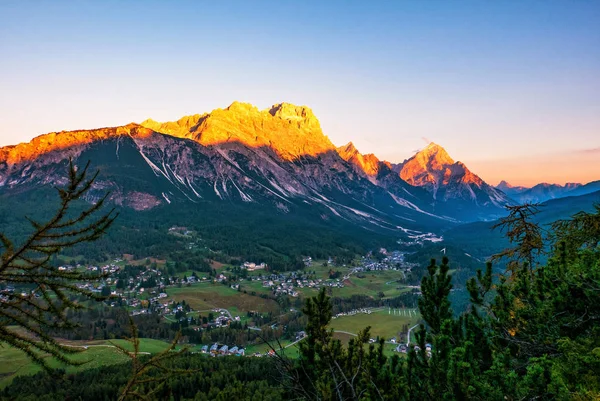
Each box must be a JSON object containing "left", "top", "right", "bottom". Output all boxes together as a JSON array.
[{"left": 406, "top": 324, "right": 419, "bottom": 346}]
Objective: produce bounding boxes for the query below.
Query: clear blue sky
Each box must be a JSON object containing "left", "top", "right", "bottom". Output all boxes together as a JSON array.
[{"left": 1, "top": 0, "right": 599, "bottom": 185}]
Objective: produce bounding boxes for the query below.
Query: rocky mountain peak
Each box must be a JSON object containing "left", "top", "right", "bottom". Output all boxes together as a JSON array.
[
  {"left": 336, "top": 142, "right": 382, "bottom": 177},
  {"left": 226, "top": 101, "right": 259, "bottom": 113},
  {"left": 141, "top": 101, "right": 333, "bottom": 161},
  {"left": 398, "top": 142, "right": 509, "bottom": 207},
  {"left": 497, "top": 180, "right": 513, "bottom": 189},
  {"left": 399, "top": 143, "right": 454, "bottom": 187},
  {"left": 413, "top": 142, "right": 455, "bottom": 169},
  {"left": 141, "top": 114, "right": 206, "bottom": 137},
  {"left": 267, "top": 103, "right": 321, "bottom": 131},
  {"left": 337, "top": 142, "right": 359, "bottom": 157}
]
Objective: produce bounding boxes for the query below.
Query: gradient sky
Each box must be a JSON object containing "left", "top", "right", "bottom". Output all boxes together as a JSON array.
[{"left": 1, "top": 1, "right": 599, "bottom": 186}]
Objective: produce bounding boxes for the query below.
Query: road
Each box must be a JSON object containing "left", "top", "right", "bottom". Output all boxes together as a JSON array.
[
  {"left": 62, "top": 343, "right": 151, "bottom": 355},
  {"left": 332, "top": 323, "right": 419, "bottom": 348},
  {"left": 283, "top": 336, "right": 306, "bottom": 349},
  {"left": 406, "top": 324, "right": 419, "bottom": 346},
  {"left": 332, "top": 330, "right": 358, "bottom": 337},
  {"left": 217, "top": 308, "right": 233, "bottom": 319}
]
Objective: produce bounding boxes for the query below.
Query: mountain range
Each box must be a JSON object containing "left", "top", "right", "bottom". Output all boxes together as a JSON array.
[
  {"left": 0, "top": 101, "right": 597, "bottom": 263},
  {"left": 0, "top": 102, "right": 511, "bottom": 223},
  {"left": 497, "top": 180, "right": 600, "bottom": 204}
]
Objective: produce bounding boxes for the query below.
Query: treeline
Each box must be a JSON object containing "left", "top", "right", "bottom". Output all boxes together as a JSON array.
[
  {"left": 52, "top": 304, "right": 264, "bottom": 348},
  {"left": 3, "top": 355, "right": 286, "bottom": 401},
  {"left": 54, "top": 306, "right": 176, "bottom": 342},
  {"left": 330, "top": 291, "right": 420, "bottom": 315}
]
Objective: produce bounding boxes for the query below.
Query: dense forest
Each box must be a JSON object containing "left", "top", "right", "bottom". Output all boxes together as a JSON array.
[
  {"left": 0, "top": 185, "right": 397, "bottom": 271},
  {"left": 3, "top": 356, "right": 285, "bottom": 401}
]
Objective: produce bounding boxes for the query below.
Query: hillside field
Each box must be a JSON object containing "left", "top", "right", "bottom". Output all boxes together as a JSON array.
[
  {"left": 0, "top": 338, "right": 175, "bottom": 388},
  {"left": 329, "top": 308, "right": 420, "bottom": 340},
  {"left": 166, "top": 282, "right": 281, "bottom": 315}
]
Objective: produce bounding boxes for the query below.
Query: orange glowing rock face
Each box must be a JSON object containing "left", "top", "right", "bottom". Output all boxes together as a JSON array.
[
  {"left": 0, "top": 124, "right": 155, "bottom": 165},
  {"left": 336, "top": 142, "right": 383, "bottom": 176},
  {"left": 141, "top": 101, "right": 336, "bottom": 161},
  {"left": 399, "top": 142, "right": 484, "bottom": 188},
  {"left": 0, "top": 102, "right": 336, "bottom": 166},
  {"left": 400, "top": 142, "right": 454, "bottom": 186}
]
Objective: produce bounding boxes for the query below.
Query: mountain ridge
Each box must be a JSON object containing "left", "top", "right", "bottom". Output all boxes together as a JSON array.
[
  {"left": 394, "top": 142, "right": 511, "bottom": 212},
  {"left": 140, "top": 101, "right": 334, "bottom": 161},
  {"left": 1, "top": 101, "right": 511, "bottom": 227},
  {"left": 495, "top": 181, "right": 586, "bottom": 204}
]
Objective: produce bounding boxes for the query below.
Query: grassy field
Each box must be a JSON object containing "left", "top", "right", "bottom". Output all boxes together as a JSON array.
[
  {"left": 331, "top": 332, "right": 408, "bottom": 357},
  {"left": 329, "top": 308, "right": 420, "bottom": 340},
  {"left": 0, "top": 338, "right": 175, "bottom": 388},
  {"left": 174, "top": 270, "right": 210, "bottom": 280},
  {"left": 298, "top": 268, "right": 414, "bottom": 300},
  {"left": 239, "top": 279, "right": 274, "bottom": 296},
  {"left": 245, "top": 337, "right": 302, "bottom": 359},
  {"left": 167, "top": 282, "right": 281, "bottom": 315}
]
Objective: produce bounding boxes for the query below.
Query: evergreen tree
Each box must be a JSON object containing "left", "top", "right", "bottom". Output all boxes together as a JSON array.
[
  {"left": 279, "top": 288, "right": 406, "bottom": 400},
  {"left": 0, "top": 161, "right": 116, "bottom": 369},
  {"left": 491, "top": 203, "right": 545, "bottom": 273}
]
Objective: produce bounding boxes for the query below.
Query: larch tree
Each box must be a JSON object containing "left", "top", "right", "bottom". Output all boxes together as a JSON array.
[
  {"left": 491, "top": 203, "right": 545, "bottom": 274},
  {"left": 0, "top": 160, "right": 117, "bottom": 369}
]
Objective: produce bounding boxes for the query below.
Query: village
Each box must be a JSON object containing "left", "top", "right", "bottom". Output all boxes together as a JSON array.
[
  {"left": 3, "top": 246, "right": 421, "bottom": 323},
  {"left": 0, "top": 245, "right": 425, "bottom": 359}
]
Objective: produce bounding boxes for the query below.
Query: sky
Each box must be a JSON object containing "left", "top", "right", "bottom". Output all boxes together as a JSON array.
[{"left": 0, "top": 1, "right": 599, "bottom": 186}]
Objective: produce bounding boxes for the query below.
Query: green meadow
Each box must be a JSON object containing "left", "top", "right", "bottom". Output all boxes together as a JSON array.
[
  {"left": 167, "top": 282, "right": 280, "bottom": 314},
  {"left": 0, "top": 338, "right": 175, "bottom": 388},
  {"left": 329, "top": 308, "right": 420, "bottom": 340}
]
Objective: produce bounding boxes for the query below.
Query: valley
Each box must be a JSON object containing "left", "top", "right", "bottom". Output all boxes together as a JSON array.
[
  {"left": 0, "top": 241, "right": 426, "bottom": 388},
  {"left": 0, "top": 102, "right": 598, "bottom": 399}
]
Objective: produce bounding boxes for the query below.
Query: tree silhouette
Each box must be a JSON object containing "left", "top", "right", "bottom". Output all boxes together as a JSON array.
[
  {"left": 0, "top": 160, "right": 117, "bottom": 369},
  {"left": 491, "top": 203, "right": 545, "bottom": 274},
  {"left": 114, "top": 318, "right": 192, "bottom": 401}
]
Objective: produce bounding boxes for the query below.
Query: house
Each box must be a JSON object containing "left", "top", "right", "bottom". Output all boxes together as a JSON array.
[
  {"left": 201, "top": 345, "right": 208, "bottom": 353},
  {"left": 210, "top": 343, "right": 219, "bottom": 354},
  {"left": 219, "top": 345, "right": 229, "bottom": 355},
  {"left": 242, "top": 262, "right": 266, "bottom": 271},
  {"left": 215, "top": 316, "right": 230, "bottom": 327},
  {"left": 229, "top": 346, "right": 238, "bottom": 355},
  {"left": 395, "top": 344, "right": 408, "bottom": 353},
  {"left": 236, "top": 348, "right": 245, "bottom": 356},
  {"left": 390, "top": 337, "right": 397, "bottom": 344}
]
